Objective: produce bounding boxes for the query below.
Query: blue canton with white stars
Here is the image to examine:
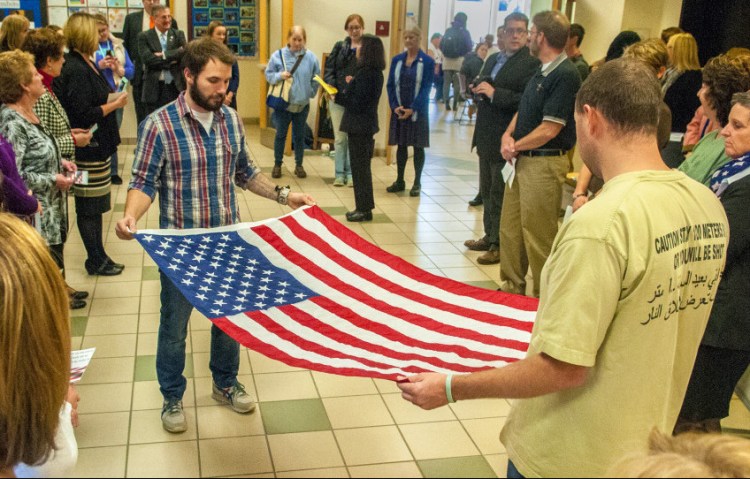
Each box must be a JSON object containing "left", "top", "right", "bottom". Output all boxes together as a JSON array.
[{"left": 137, "top": 230, "right": 318, "bottom": 318}]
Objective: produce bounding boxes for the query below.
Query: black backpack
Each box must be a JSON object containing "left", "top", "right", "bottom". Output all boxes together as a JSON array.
[{"left": 442, "top": 27, "right": 468, "bottom": 58}]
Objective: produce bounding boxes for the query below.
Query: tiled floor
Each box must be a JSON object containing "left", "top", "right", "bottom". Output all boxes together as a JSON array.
[{"left": 65, "top": 103, "right": 750, "bottom": 477}]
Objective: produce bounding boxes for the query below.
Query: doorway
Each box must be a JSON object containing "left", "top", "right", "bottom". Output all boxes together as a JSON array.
[{"left": 427, "top": 0, "right": 533, "bottom": 46}]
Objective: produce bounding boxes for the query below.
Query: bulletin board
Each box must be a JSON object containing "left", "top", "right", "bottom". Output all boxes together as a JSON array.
[
  {"left": 0, "top": 0, "right": 48, "bottom": 28},
  {"left": 188, "top": 0, "right": 256, "bottom": 58},
  {"left": 45, "top": 0, "right": 144, "bottom": 33}
]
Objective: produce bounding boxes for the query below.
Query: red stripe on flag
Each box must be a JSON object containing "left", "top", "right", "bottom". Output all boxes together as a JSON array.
[
  {"left": 303, "top": 206, "right": 538, "bottom": 312},
  {"left": 252, "top": 224, "right": 530, "bottom": 353}
]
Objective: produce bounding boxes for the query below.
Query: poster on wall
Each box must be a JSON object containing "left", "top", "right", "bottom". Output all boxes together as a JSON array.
[
  {"left": 189, "top": 0, "right": 256, "bottom": 58},
  {"left": 1, "top": 0, "right": 47, "bottom": 28},
  {"left": 44, "top": 0, "right": 165, "bottom": 32}
]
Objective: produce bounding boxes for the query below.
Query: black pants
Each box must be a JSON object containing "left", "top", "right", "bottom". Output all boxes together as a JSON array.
[
  {"left": 48, "top": 243, "right": 65, "bottom": 277},
  {"left": 77, "top": 213, "right": 108, "bottom": 272},
  {"left": 349, "top": 133, "right": 375, "bottom": 212},
  {"left": 395, "top": 145, "right": 425, "bottom": 187},
  {"left": 479, "top": 154, "right": 505, "bottom": 247},
  {"left": 144, "top": 81, "right": 180, "bottom": 116},
  {"left": 133, "top": 81, "right": 148, "bottom": 127}
]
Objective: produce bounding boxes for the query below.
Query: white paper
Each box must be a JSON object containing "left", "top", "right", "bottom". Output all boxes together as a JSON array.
[
  {"left": 502, "top": 158, "right": 516, "bottom": 188},
  {"left": 70, "top": 348, "right": 96, "bottom": 383},
  {"left": 48, "top": 7, "right": 69, "bottom": 28},
  {"left": 669, "top": 132, "right": 685, "bottom": 143}
]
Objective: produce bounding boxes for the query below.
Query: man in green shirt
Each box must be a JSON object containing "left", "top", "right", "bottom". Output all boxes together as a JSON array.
[{"left": 398, "top": 59, "right": 728, "bottom": 478}]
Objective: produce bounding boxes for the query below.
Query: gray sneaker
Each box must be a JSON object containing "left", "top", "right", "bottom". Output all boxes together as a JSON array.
[
  {"left": 161, "top": 399, "right": 187, "bottom": 433},
  {"left": 212, "top": 381, "right": 256, "bottom": 414}
]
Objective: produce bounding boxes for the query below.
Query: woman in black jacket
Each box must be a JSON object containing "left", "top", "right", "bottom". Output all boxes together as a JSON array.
[
  {"left": 55, "top": 13, "right": 127, "bottom": 276},
  {"left": 324, "top": 14, "right": 364, "bottom": 187},
  {"left": 337, "top": 34, "right": 385, "bottom": 222}
]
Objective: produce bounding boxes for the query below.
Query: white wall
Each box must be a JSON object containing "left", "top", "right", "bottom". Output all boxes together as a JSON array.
[{"left": 574, "top": 0, "right": 626, "bottom": 63}]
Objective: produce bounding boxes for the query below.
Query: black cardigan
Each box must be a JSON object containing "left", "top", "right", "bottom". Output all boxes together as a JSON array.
[
  {"left": 664, "top": 69, "right": 702, "bottom": 133},
  {"left": 337, "top": 66, "right": 384, "bottom": 137},
  {"left": 53, "top": 51, "right": 120, "bottom": 161},
  {"left": 324, "top": 38, "right": 358, "bottom": 99}
]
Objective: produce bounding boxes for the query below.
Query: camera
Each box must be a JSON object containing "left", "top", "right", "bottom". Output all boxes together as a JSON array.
[{"left": 471, "top": 75, "right": 492, "bottom": 102}]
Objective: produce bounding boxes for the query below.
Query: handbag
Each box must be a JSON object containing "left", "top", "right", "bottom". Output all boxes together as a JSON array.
[{"left": 266, "top": 49, "right": 305, "bottom": 111}]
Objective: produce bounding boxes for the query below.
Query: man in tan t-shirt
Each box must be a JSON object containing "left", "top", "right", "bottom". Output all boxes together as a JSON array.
[{"left": 397, "top": 59, "right": 729, "bottom": 478}]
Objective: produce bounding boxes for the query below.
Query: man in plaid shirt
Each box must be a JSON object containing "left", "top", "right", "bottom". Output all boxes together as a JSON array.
[{"left": 115, "top": 39, "right": 314, "bottom": 434}]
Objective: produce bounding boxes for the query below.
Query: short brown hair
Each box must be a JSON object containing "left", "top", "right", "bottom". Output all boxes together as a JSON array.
[
  {"left": 64, "top": 12, "right": 98, "bottom": 55},
  {"left": 0, "top": 50, "right": 34, "bottom": 104},
  {"left": 0, "top": 214, "right": 71, "bottom": 471},
  {"left": 702, "top": 53, "right": 750, "bottom": 126},
  {"left": 622, "top": 39, "right": 669, "bottom": 76},
  {"left": 22, "top": 27, "right": 65, "bottom": 70},
  {"left": 345, "top": 14, "right": 364, "bottom": 31},
  {"left": 660, "top": 26, "right": 683, "bottom": 45},
  {"left": 206, "top": 21, "right": 227, "bottom": 44},
  {"left": 151, "top": 4, "right": 169, "bottom": 18},
  {"left": 533, "top": 10, "right": 570, "bottom": 50},
  {"left": 92, "top": 12, "right": 108, "bottom": 26},
  {"left": 182, "top": 38, "right": 235, "bottom": 78},
  {"left": 0, "top": 14, "right": 30, "bottom": 52},
  {"left": 576, "top": 58, "right": 661, "bottom": 137},
  {"left": 609, "top": 429, "right": 750, "bottom": 477}
]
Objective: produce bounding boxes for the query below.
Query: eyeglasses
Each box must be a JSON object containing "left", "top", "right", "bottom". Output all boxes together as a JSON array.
[
  {"left": 505, "top": 28, "right": 528, "bottom": 36},
  {"left": 346, "top": 25, "right": 362, "bottom": 31}
]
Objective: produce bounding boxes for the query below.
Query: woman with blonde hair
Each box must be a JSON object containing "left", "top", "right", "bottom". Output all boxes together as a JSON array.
[
  {"left": 0, "top": 13, "right": 29, "bottom": 52},
  {"left": 205, "top": 20, "right": 239, "bottom": 109},
  {"left": 0, "top": 214, "right": 74, "bottom": 476},
  {"left": 55, "top": 12, "right": 127, "bottom": 277}
]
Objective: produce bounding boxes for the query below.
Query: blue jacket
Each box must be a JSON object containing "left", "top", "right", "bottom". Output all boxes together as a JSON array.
[
  {"left": 387, "top": 49, "right": 434, "bottom": 122},
  {"left": 265, "top": 47, "right": 320, "bottom": 106}
]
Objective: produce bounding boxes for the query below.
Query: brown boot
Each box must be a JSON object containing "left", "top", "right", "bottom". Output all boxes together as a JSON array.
[
  {"left": 477, "top": 247, "right": 500, "bottom": 265},
  {"left": 272, "top": 165, "right": 282, "bottom": 178},
  {"left": 464, "top": 237, "right": 491, "bottom": 251},
  {"left": 295, "top": 165, "right": 307, "bottom": 178}
]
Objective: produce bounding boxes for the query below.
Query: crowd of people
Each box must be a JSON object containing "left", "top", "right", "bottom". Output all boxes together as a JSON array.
[{"left": 2, "top": 3, "right": 750, "bottom": 478}]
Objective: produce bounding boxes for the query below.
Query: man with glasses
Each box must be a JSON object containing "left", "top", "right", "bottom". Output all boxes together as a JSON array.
[
  {"left": 464, "top": 13, "right": 540, "bottom": 265},
  {"left": 498, "top": 10, "right": 581, "bottom": 297}
]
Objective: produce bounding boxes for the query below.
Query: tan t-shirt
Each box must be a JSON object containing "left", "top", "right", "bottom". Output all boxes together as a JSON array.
[{"left": 500, "top": 170, "right": 729, "bottom": 478}]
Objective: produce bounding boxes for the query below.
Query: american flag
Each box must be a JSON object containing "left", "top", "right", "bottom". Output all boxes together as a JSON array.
[{"left": 136, "top": 206, "right": 538, "bottom": 381}]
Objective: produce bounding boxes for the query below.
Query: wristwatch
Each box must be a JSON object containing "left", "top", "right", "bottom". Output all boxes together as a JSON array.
[{"left": 275, "top": 185, "right": 291, "bottom": 205}]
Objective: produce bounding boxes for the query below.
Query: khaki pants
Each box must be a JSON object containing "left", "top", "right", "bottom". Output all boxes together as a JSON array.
[{"left": 498, "top": 153, "right": 569, "bottom": 297}]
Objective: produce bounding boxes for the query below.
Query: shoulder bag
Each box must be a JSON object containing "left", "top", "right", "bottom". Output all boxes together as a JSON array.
[{"left": 266, "top": 49, "right": 306, "bottom": 112}]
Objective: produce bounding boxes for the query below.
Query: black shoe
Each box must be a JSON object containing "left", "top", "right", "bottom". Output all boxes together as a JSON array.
[
  {"left": 468, "top": 196, "right": 483, "bottom": 207},
  {"left": 446, "top": 105, "right": 452, "bottom": 111},
  {"left": 346, "top": 210, "right": 372, "bottom": 222},
  {"left": 87, "top": 261, "right": 124, "bottom": 276},
  {"left": 409, "top": 185, "right": 421, "bottom": 197},
  {"left": 386, "top": 181, "right": 405, "bottom": 193},
  {"left": 106, "top": 257, "right": 125, "bottom": 272},
  {"left": 66, "top": 284, "right": 89, "bottom": 300},
  {"left": 111, "top": 175, "right": 123, "bottom": 185},
  {"left": 70, "top": 298, "right": 87, "bottom": 310}
]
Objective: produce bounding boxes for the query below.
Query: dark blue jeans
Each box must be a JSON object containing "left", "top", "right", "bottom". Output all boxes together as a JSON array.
[
  {"left": 507, "top": 460, "right": 525, "bottom": 479},
  {"left": 273, "top": 105, "right": 309, "bottom": 166},
  {"left": 156, "top": 271, "right": 240, "bottom": 401}
]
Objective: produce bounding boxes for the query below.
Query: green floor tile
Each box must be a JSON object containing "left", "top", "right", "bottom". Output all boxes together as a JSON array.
[
  {"left": 322, "top": 206, "right": 349, "bottom": 216},
  {"left": 134, "top": 354, "right": 193, "bottom": 381},
  {"left": 260, "top": 398, "right": 332, "bottom": 434},
  {"left": 142, "top": 266, "right": 160, "bottom": 281},
  {"left": 465, "top": 281, "right": 500, "bottom": 290},
  {"left": 418, "top": 456, "right": 497, "bottom": 478},
  {"left": 113, "top": 203, "right": 126, "bottom": 212},
  {"left": 371, "top": 213, "right": 392, "bottom": 224},
  {"left": 71, "top": 316, "right": 88, "bottom": 337}
]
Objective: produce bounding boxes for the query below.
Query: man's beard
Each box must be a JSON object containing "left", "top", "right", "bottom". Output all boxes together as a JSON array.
[{"left": 190, "top": 81, "right": 225, "bottom": 112}]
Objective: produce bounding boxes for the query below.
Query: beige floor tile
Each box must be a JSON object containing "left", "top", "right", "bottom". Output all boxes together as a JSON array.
[
  {"left": 127, "top": 441, "right": 200, "bottom": 477},
  {"left": 371, "top": 232, "right": 413, "bottom": 245},
  {"left": 439, "top": 267, "right": 492, "bottom": 282},
  {"left": 428, "top": 254, "right": 476, "bottom": 268},
  {"left": 254, "top": 371, "right": 318, "bottom": 402},
  {"left": 76, "top": 382, "right": 132, "bottom": 414},
  {"left": 486, "top": 453, "right": 509, "bottom": 478},
  {"left": 138, "top": 313, "right": 161, "bottom": 333},
  {"left": 276, "top": 467, "right": 349, "bottom": 478},
  {"left": 196, "top": 405, "right": 265, "bottom": 439},
  {"left": 95, "top": 266, "right": 143, "bottom": 283},
  {"left": 71, "top": 446, "right": 127, "bottom": 478},
  {"left": 85, "top": 315, "right": 139, "bottom": 335},
  {"left": 312, "top": 371, "right": 378, "bottom": 397},
  {"left": 334, "top": 425, "right": 413, "bottom": 466},
  {"left": 190, "top": 329, "right": 211, "bottom": 353},
  {"left": 323, "top": 395, "right": 393, "bottom": 429},
  {"left": 88, "top": 297, "right": 141, "bottom": 316},
  {"left": 194, "top": 374, "right": 256, "bottom": 407},
  {"left": 399, "top": 422, "right": 479, "bottom": 460},
  {"left": 132, "top": 379, "right": 195, "bottom": 410},
  {"left": 81, "top": 333, "right": 137, "bottom": 358},
  {"left": 723, "top": 398, "right": 750, "bottom": 430},
  {"left": 416, "top": 242, "right": 463, "bottom": 255},
  {"left": 462, "top": 417, "right": 507, "bottom": 454},
  {"left": 129, "top": 407, "right": 198, "bottom": 443},
  {"left": 71, "top": 336, "right": 83, "bottom": 350},
  {"left": 141, "top": 279, "right": 161, "bottom": 296},
  {"left": 93, "top": 281, "right": 142, "bottom": 299},
  {"left": 382, "top": 393, "right": 457, "bottom": 424},
  {"left": 373, "top": 378, "right": 402, "bottom": 394},
  {"left": 268, "top": 431, "right": 344, "bottom": 472},
  {"left": 201, "top": 436, "right": 274, "bottom": 476},
  {"left": 249, "top": 350, "right": 305, "bottom": 373},
  {"left": 348, "top": 461, "right": 423, "bottom": 478},
  {"left": 139, "top": 294, "right": 162, "bottom": 314},
  {"left": 80, "top": 357, "right": 134, "bottom": 384},
  {"left": 449, "top": 398, "right": 512, "bottom": 420},
  {"left": 76, "top": 412, "right": 130, "bottom": 448}
]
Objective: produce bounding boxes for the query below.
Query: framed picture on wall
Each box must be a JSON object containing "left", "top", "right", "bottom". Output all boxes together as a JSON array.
[
  {"left": 43, "top": 0, "right": 168, "bottom": 33},
  {"left": 188, "top": 0, "right": 256, "bottom": 58}
]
